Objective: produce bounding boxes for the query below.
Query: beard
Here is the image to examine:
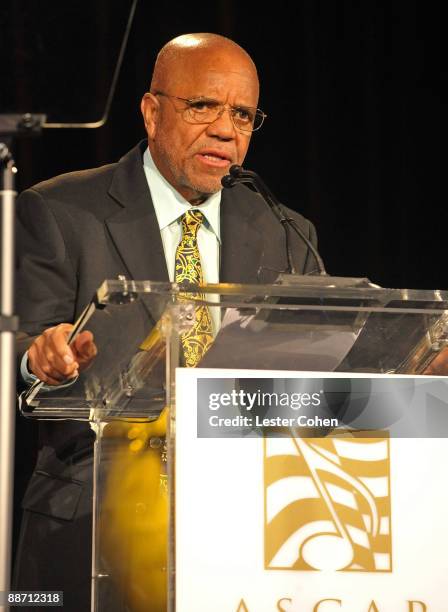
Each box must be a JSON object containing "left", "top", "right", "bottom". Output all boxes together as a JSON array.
[{"left": 167, "top": 155, "right": 224, "bottom": 202}]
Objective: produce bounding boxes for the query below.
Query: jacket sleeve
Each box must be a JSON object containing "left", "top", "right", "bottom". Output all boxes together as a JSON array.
[{"left": 15, "top": 188, "right": 78, "bottom": 339}]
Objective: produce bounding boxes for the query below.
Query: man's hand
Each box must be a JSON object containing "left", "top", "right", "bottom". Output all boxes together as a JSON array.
[
  {"left": 28, "top": 323, "right": 98, "bottom": 385},
  {"left": 423, "top": 346, "right": 448, "bottom": 376}
]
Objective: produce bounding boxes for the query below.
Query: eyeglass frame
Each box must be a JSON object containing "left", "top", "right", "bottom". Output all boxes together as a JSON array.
[{"left": 151, "top": 90, "right": 267, "bottom": 133}]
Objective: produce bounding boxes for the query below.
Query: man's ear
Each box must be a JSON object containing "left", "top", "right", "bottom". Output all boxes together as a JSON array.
[{"left": 141, "top": 93, "right": 159, "bottom": 140}]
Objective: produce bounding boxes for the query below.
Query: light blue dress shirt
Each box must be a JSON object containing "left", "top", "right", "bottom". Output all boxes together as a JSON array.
[{"left": 142, "top": 148, "right": 221, "bottom": 283}]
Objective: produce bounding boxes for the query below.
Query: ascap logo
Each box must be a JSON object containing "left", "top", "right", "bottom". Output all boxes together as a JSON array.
[{"left": 264, "top": 435, "right": 391, "bottom": 572}]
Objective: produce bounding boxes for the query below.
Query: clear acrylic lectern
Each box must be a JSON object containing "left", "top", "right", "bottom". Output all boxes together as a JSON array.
[{"left": 19, "top": 278, "right": 448, "bottom": 611}]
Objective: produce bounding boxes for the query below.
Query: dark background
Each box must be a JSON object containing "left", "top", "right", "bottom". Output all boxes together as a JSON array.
[
  {"left": 3, "top": 0, "right": 448, "bottom": 289},
  {"left": 2, "top": 0, "right": 448, "bottom": 564}
]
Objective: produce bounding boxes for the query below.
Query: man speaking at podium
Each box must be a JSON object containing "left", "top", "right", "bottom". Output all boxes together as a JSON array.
[{"left": 14, "top": 34, "right": 318, "bottom": 610}]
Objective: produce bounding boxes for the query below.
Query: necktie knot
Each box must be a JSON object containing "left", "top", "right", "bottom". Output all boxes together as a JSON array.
[
  {"left": 181, "top": 209, "right": 204, "bottom": 240},
  {"left": 175, "top": 210, "right": 205, "bottom": 285}
]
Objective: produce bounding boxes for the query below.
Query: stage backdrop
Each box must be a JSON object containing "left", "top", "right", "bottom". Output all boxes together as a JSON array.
[{"left": 2, "top": 0, "right": 448, "bottom": 289}]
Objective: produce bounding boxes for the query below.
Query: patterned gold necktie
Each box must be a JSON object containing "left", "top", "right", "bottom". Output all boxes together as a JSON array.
[{"left": 175, "top": 210, "right": 213, "bottom": 367}]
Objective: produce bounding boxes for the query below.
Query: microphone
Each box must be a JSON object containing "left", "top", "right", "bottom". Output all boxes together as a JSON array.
[
  {"left": 221, "top": 173, "right": 237, "bottom": 189},
  {"left": 222, "top": 165, "right": 326, "bottom": 276}
]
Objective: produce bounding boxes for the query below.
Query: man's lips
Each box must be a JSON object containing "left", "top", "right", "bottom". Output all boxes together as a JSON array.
[{"left": 195, "top": 149, "right": 232, "bottom": 169}]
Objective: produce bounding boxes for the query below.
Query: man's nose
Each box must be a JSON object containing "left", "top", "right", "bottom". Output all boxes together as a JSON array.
[{"left": 206, "top": 107, "right": 236, "bottom": 139}]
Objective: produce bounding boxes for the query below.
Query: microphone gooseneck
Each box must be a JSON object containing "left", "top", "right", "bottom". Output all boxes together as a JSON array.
[{"left": 221, "top": 166, "right": 326, "bottom": 276}]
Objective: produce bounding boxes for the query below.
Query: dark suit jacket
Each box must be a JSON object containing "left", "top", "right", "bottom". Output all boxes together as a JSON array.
[{"left": 14, "top": 140, "right": 318, "bottom": 610}]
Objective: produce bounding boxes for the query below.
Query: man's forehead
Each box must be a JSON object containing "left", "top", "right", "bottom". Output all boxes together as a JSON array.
[
  {"left": 172, "top": 50, "right": 255, "bottom": 77},
  {"left": 166, "top": 54, "right": 258, "bottom": 98}
]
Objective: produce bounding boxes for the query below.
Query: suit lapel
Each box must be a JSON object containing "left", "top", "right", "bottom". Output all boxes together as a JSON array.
[{"left": 105, "top": 143, "right": 169, "bottom": 282}]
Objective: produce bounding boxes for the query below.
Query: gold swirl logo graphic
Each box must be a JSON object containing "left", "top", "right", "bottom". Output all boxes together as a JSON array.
[{"left": 264, "top": 434, "right": 392, "bottom": 572}]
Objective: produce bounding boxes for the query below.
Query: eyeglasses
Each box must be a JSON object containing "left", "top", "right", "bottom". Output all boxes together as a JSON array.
[{"left": 152, "top": 91, "right": 267, "bottom": 133}]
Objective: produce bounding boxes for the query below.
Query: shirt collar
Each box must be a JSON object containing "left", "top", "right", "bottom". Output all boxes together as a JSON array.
[{"left": 143, "top": 147, "right": 221, "bottom": 240}]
